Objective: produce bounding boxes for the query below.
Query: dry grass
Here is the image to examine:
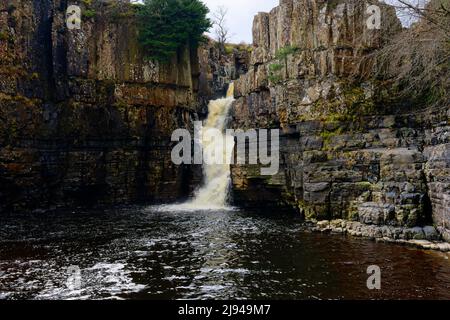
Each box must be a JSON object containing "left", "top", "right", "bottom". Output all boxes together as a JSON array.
[{"left": 361, "top": 0, "right": 450, "bottom": 106}]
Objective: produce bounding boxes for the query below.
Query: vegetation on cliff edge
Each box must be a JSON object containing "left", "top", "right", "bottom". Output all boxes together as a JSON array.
[
  {"left": 138, "top": 0, "right": 212, "bottom": 62},
  {"left": 366, "top": 0, "right": 449, "bottom": 107}
]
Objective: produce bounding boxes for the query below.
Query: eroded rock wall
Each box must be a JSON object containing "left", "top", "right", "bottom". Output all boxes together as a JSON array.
[
  {"left": 231, "top": 0, "right": 450, "bottom": 241},
  {"left": 0, "top": 0, "right": 202, "bottom": 212},
  {"left": 198, "top": 39, "right": 250, "bottom": 111}
]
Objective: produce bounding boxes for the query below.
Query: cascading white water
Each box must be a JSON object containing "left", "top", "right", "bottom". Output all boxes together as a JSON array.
[
  {"left": 187, "top": 83, "right": 235, "bottom": 209},
  {"left": 156, "top": 84, "right": 235, "bottom": 211}
]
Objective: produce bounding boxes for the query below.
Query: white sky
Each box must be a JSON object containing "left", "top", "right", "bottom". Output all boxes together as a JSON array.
[
  {"left": 203, "top": 0, "right": 279, "bottom": 43},
  {"left": 133, "top": 0, "right": 425, "bottom": 44},
  {"left": 203, "top": 0, "right": 423, "bottom": 43}
]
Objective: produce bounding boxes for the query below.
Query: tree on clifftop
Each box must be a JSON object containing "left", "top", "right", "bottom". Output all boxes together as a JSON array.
[
  {"left": 138, "top": 0, "right": 212, "bottom": 62},
  {"left": 212, "top": 6, "right": 231, "bottom": 52}
]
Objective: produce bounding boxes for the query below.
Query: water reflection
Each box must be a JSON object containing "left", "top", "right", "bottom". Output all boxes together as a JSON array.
[{"left": 0, "top": 206, "right": 449, "bottom": 300}]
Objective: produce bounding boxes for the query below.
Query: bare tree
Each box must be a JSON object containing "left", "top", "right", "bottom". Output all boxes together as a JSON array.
[
  {"left": 369, "top": 0, "right": 450, "bottom": 106},
  {"left": 212, "top": 6, "right": 230, "bottom": 51},
  {"left": 387, "top": 0, "right": 450, "bottom": 35}
]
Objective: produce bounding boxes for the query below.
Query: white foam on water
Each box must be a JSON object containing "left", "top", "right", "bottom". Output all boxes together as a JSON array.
[
  {"left": 151, "top": 203, "right": 236, "bottom": 213},
  {"left": 34, "top": 262, "right": 146, "bottom": 300},
  {"left": 154, "top": 83, "right": 236, "bottom": 212}
]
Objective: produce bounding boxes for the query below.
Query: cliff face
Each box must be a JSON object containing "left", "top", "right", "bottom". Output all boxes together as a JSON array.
[
  {"left": 197, "top": 39, "right": 250, "bottom": 111},
  {"left": 231, "top": 0, "right": 450, "bottom": 242},
  {"left": 0, "top": 0, "right": 202, "bottom": 212},
  {"left": 1, "top": 0, "right": 449, "bottom": 245}
]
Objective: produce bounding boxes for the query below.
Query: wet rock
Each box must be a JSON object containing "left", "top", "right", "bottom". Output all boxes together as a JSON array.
[
  {"left": 437, "top": 243, "right": 450, "bottom": 252},
  {"left": 317, "top": 220, "right": 331, "bottom": 229},
  {"left": 308, "top": 220, "right": 450, "bottom": 252},
  {"left": 423, "top": 226, "right": 440, "bottom": 241},
  {"left": 403, "top": 228, "right": 425, "bottom": 240}
]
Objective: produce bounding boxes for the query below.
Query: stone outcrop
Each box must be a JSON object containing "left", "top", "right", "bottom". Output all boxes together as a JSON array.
[
  {"left": 424, "top": 140, "right": 450, "bottom": 241},
  {"left": 0, "top": 0, "right": 202, "bottom": 212},
  {"left": 230, "top": 0, "right": 450, "bottom": 241},
  {"left": 198, "top": 39, "right": 250, "bottom": 110},
  {"left": 311, "top": 219, "right": 450, "bottom": 252}
]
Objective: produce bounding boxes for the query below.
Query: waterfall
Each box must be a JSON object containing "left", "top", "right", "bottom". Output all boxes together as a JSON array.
[
  {"left": 188, "top": 83, "right": 235, "bottom": 209},
  {"left": 157, "top": 83, "right": 235, "bottom": 212}
]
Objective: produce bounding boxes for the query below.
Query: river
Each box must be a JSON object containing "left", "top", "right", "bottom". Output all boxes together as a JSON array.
[{"left": 1, "top": 206, "right": 449, "bottom": 300}]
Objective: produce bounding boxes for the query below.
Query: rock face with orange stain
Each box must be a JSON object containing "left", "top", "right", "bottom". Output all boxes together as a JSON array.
[{"left": 0, "top": 0, "right": 203, "bottom": 211}]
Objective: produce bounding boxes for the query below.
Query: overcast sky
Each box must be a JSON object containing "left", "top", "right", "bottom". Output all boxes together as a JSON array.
[
  {"left": 133, "top": 0, "right": 424, "bottom": 43},
  {"left": 203, "top": 0, "right": 278, "bottom": 43},
  {"left": 202, "top": 0, "right": 422, "bottom": 43}
]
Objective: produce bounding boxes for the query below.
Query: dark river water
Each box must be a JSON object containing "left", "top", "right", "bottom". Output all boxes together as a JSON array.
[{"left": 0, "top": 205, "right": 449, "bottom": 300}]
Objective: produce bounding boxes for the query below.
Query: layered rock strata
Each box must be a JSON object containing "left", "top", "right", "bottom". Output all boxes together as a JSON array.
[
  {"left": 0, "top": 0, "right": 202, "bottom": 211},
  {"left": 231, "top": 0, "right": 450, "bottom": 242}
]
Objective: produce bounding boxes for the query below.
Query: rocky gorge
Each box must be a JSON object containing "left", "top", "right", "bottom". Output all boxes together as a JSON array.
[
  {"left": 0, "top": 0, "right": 449, "bottom": 250},
  {"left": 231, "top": 0, "right": 450, "bottom": 247}
]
